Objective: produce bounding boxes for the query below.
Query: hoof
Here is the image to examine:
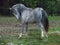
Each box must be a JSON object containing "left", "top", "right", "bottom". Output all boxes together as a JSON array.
[
  {"left": 18, "top": 33, "right": 23, "bottom": 39},
  {"left": 40, "top": 37, "right": 44, "bottom": 40},
  {"left": 40, "top": 37, "right": 48, "bottom": 42}
]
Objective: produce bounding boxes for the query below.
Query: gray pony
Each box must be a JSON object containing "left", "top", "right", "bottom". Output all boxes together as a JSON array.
[{"left": 10, "top": 4, "right": 49, "bottom": 39}]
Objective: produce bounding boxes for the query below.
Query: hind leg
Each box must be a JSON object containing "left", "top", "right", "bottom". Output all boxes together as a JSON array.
[
  {"left": 44, "top": 26, "right": 48, "bottom": 39},
  {"left": 38, "top": 23, "right": 44, "bottom": 39},
  {"left": 38, "top": 22, "right": 47, "bottom": 39},
  {"left": 45, "top": 30, "right": 48, "bottom": 39},
  {"left": 40, "top": 23, "right": 48, "bottom": 39},
  {"left": 40, "top": 24, "right": 45, "bottom": 39}
]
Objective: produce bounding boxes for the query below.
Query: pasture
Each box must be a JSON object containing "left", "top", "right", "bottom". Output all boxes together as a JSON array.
[{"left": 0, "top": 16, "right": 60, "bottom": 45}]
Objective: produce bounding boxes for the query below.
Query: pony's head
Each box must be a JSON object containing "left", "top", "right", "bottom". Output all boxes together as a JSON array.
[{"left": 9, "top": 4, "right": 27, "bottom": 20}]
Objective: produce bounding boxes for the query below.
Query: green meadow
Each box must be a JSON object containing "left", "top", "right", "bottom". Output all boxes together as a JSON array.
[{"left": 0, "top": 16, "right": 60, "bottom": 45}]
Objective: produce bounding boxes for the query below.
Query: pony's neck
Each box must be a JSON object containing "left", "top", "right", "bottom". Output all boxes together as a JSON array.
[{"left": 19, "top": 7, "right": 27, "bottom": 14}]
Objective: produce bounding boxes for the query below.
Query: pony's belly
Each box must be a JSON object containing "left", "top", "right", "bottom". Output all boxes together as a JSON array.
[
  {"left": 25, "top": 18, "right": 34, "bottom": 23},
  {"left": 26, "top": 15, "right": 35, "bottom": 23},
  {"left": 26, "top": 18, "right": 36, "bottom": 23}
]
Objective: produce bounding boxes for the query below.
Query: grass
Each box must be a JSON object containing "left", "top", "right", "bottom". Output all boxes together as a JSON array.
[
  {"left": 0, "top": 16, "right": 60, "bottom": 45},
  {"left": 0, "top": 16, "right": 17, "bottom": 24},
  {"left": 48, "top": 16, "right": 60, "bottom": 21}
]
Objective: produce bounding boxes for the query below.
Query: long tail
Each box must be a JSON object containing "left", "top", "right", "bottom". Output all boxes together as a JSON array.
[{"left": 41, "top": 9, "right": 49, "bottom": 32}]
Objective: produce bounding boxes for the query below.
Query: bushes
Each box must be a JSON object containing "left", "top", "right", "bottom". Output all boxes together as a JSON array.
[
  {"left": 0, "top": 0, "right": 60, "bottom": 16},
  {"left": 16, "top": 0, "right": 60, "bottom": 16}
]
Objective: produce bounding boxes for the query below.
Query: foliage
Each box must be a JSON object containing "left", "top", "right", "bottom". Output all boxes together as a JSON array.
[
  {"left": 0, "top": 0, "right": 60, "bottom": 16},
  {"left": 11, "top": 0, "right": 60, "bottom": 16},
  {"left": 17, "top": 0, "right": 40, "bottom": 8}
]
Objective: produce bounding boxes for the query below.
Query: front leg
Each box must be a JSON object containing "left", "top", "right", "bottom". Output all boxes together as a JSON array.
[
  {"left": 25, "top": 22, "right": 28, "bottom": 36},
  {"left": 18, "top": 22, "right": 25, "bottom": 39}
]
